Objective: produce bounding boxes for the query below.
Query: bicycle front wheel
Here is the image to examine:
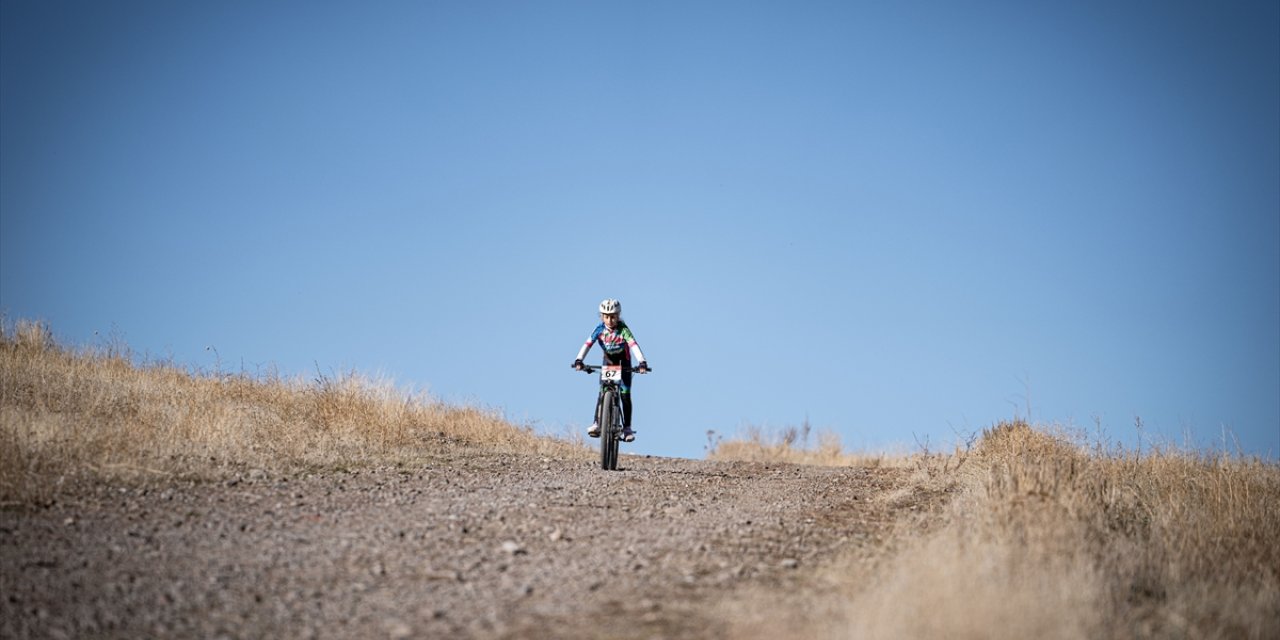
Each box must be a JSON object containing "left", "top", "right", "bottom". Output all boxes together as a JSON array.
[
  {"left": 608, "top": 428, "right": 620, "bottom": 471},
  {"left": 601, "top": 386, "right": 616, "bottom": 473},
  {"left": 600, "top": 390, "right": 618, "bottom": 471}
]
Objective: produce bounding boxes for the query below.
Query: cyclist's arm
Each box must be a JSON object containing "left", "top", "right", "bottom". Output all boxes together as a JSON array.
[{"left": 575, "top": 324, "right": 604, "bottom": 362}]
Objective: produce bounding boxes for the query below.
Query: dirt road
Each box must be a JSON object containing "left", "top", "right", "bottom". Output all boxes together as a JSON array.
[{"left": 2, "top": 450, "right": 946, "bottom": 639}]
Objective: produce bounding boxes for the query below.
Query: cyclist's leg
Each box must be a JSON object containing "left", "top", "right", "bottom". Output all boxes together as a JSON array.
[
  {"left": 593, "top": 381, "right": 604, "bottom": 422},
  {"left": 621, "top": 369, "right": 634, "bottom": 429},
  {"left": 587, "top": 386, "right": 605, "bottom": 436}
]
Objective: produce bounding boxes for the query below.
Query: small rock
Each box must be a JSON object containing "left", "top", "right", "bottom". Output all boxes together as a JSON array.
[
  {"left": 548, "top": 528, "right": 562, "bottom": 542},
  {"left": 780, "top": 558, "right": 800, "bottom": 569},
  {"left": 63, "top": 517, "right": 75, "bottom": 526},
  {"left": 500, "top": 540, "right": 526, "bottom": 555},
  {"left": 385, "top": 619, "right": 412, "bottom": 639}
]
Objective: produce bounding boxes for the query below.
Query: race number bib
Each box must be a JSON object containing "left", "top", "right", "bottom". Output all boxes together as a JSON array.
[{"left": 600, "top": 365, "right": 623, "bottom": 383}]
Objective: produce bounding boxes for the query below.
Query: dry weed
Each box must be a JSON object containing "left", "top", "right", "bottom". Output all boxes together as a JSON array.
[
  {"left": 706, "top": 421, "right": 916, "bottom": 469},
  {"left": 0, "top": 320, "right": 584, "bottom": 504},
  {"left": 710, "top": 418, "right": 1279, "bottom": 638},
  {"left": 843, "top": 420, "right": 1280, "bottom": 640}
]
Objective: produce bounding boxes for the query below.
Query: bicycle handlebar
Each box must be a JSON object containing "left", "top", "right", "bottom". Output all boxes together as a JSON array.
[{"left": 576, "top": 364, "right": 652, "bottom": 374}]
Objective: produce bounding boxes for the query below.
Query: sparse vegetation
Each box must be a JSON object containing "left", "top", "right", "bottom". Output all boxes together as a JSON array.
[
  {"left": 0, "top": 319, "right": 583, "bottom": 504},
  {"left": 707, "top": 419, "right": 916, "bottom": 469},
  {"left": 713, "top": 420, "right": 1280, "bottom": 639}
]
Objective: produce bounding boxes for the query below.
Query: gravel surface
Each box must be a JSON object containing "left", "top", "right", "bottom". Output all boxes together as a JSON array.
[{"left": 2, "top": 450, "right": 943, "bottom": 639}]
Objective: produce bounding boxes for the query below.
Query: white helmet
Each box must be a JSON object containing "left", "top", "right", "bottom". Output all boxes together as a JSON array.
[{"left": 598, "top": 298, "right": 621, "bottom": 315}]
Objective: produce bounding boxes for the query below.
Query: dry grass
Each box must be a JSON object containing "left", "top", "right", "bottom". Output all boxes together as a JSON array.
[
  {"left": 870, "top": 422, "right": 1280, "bottom": 639},
  {"left": 706, "top": 421, "right": 918, "bottom": 469},
  {"left": 1, "top": 320, "right": 583, "bottom": 504},
  {"left": 714, "top": 419, "right": 1280, "bottom": 638},
  {"left": 928, "top": 420, "right": 1280, "bottom": 640}
]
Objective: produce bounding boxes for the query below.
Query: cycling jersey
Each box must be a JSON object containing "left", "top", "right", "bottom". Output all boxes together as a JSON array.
[{"left": 576, "top": 322, "right": 647, "bottom": 366}]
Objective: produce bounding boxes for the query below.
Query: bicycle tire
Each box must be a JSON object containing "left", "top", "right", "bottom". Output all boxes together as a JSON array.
[
  {"left": 608, "top": 393, "right": 622, "bottom": 470},
  {"left": 608, "top": 425, "right": 620, "bottom": 471},
  {"left": 600, "top": 390, "right": 617, "bottom": 471}
]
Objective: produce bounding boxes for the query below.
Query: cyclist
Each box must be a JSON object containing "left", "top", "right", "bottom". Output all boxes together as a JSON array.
[{"left": 571, "top": 298, "right": 650, "bottom": 442}]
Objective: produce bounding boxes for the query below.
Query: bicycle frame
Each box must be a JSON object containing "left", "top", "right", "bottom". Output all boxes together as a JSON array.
[{"left": 577, "top": 363, "right": 650, "bottom": 471}]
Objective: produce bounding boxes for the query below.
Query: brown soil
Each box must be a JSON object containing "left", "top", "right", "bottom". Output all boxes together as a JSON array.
[{"left": 1, "top": 450, "right": 949, "bottom": 640}]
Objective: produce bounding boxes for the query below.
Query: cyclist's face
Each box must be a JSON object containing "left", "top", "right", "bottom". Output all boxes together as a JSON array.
[{"left": 601, "top": 313, "right": 619, "bottom": 327}]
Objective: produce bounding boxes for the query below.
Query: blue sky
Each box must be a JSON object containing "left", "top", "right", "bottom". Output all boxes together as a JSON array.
[{"left": 3, "top": 0, "right": 1277, "bottom": 459}]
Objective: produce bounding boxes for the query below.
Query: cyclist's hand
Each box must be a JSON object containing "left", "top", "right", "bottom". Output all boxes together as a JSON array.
[
  {"left": 572, "top": 359, "right": 584, "bottom": 370},
  {"left": 637, "top": 361, "right": 650, "bottom": 373}
]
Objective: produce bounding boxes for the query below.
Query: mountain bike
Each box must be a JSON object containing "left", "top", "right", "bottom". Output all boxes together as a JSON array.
[{"left": 576, "top": 363, "right": 650, "bottom": 471}]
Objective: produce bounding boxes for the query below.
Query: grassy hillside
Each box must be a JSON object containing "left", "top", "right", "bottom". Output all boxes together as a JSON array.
[
  {"left": 1, "top": 320, "right": 581, "bottom": 504},
  {"left": 712, "top": 421, "right": 1280, "bottom": 639},
  {"left": 7, "top": 318, "right": 1276, "bottom": 637}
]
